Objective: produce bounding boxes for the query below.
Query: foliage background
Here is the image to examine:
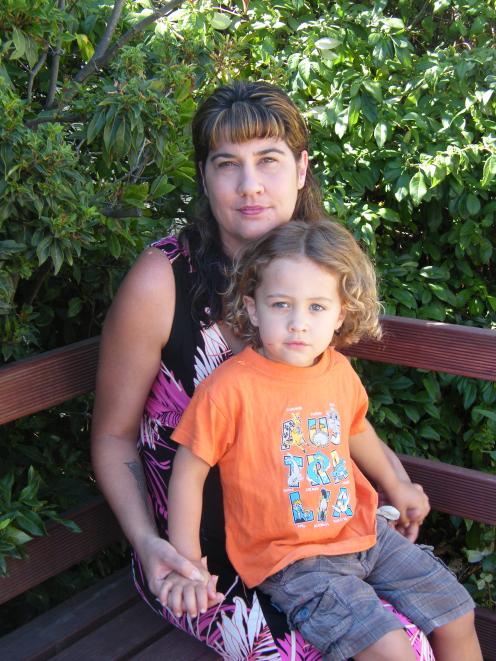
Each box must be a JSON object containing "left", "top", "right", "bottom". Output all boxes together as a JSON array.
[{"left": 1, "top": 0, "right": 495, "bottom": 630}]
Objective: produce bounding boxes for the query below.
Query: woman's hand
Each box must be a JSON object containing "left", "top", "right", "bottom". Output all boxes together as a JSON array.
[
  {"left": 137, "top": 533, "right": 205, "bottom": 595},
  {"left": 154, "top": 556, "right": 224, "bottom": 618}
]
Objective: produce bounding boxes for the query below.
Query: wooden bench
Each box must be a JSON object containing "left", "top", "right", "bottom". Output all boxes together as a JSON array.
[{"left": 0, "top": 315, "right": 495, "bottom": 660}]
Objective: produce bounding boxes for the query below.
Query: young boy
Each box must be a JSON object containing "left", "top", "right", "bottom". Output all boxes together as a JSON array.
[{"left": 168, "top": 220, "right": 480, "bottom": 660}]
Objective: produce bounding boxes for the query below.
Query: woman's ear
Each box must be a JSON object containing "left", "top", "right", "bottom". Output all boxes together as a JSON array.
[
  {"left": 243, "top": 295, "right": 259, "bottom": 327},
  {"left": 297, "top": 150, "right": 309, "bottom": 190}
]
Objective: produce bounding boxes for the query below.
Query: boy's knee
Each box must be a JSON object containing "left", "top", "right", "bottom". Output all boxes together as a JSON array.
[{"left": 432, "top": 609, "right": 475, "bottom": 638}]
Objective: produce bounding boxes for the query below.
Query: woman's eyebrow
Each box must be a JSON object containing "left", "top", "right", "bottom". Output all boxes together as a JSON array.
[{"left": 209, "top": 147, "right": 286, "bottom": 162}]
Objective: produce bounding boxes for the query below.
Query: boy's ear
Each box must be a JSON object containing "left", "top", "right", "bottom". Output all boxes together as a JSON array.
[
  {"left": 243, "top": 296, "right": 259, "bottom": 327},
  {"left": 336, "top": 306, "right": 346, "bottom": 330}
]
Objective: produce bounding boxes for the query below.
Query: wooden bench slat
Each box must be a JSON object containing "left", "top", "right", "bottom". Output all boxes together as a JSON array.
[
  {"left": 0, "top": 568, "right": 137, "bottom": 661},
  {"left": 475, "top": 606, "right": 496, "bottom": 661},
  {"left": 0, "top": 497, "right": 122, "bottom": 605},
  {"left": 344, "top": 316, "right": 496, "bottom": 380},
  {"left": 400, "top": 455, "right": 496, "bottom": 525},
  {"left": 132, "top": 628, "right": 220, "bottom": 660},
  {"left": 50, "top": 599, "right": 169, "bottom": 660},
  {"left": 0, "top": 337, "right": 100, "bottom": 425}
]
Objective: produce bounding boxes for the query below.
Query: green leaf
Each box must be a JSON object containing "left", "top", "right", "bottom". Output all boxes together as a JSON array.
[
  {"left": 10, "top": 27, "right": 26, "bottom": 60},
  {"left": 122, "top": 183, "right": 149, "bottom": 207},
  {"left": 67, "top": 297, "right": 82, "bottom": 318},
  {"left": 36, "top": 236, "right": 52, "bottom": 266},
  {"left": 107, "top": 233, "right": 121, "bottom": 259},
  {"left": 481, "top": 155, "right": 496, "bottom": 188},
  {"left": 390, "top": 287, "right": 416, "bottom": 309},
  {"left": 419, "top": 424, "right": 440, "bottom": 441},
  {"left": 362, "top": 79, "right": 382, "bottom": 102},
  {"left": 75, "top": 34, "right": 94, "bottom": 62},
  {"left": 15, "top": 511, "right": 45, "bottom": 536},
  {"left": 422, "top": 375, "right": 440, "bottom": 401},
  {"left": 210, "top": 12, "right": 231, "bottom": 30},
  {"left": 394, "top": 174, "right": 410, "bottom": 202},
  {"left": 150, "top": 175, "right": 175, "bottom": 199},
  {"left": 334, "top": 108, "right": 349, "bottom": 138},
  {"left": 465, "top": 194, "right": 481, "bottom": 216},
  {"left": 472, "top": 407, "right": 496, "bottom": 423},
  {"left": 315, "top": 37, "right": 341, "bottom": 50},
  {"left": 6, "top": 526, "right": 32, "bottom": 545},
  {"left": 374, "top": 121, "right": 388, "bottom": 148},
  {"left": 50, "top": 242, "right": 64, "bottom": 275},
  {"left": 87, "top": 111, "right": 106, "bottom": 144},
  {"left": 409, "top": 172, "right": 427, "bottom": 205}
]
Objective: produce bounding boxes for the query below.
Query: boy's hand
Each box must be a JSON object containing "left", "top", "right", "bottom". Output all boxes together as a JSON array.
[
  {"left": 387, "top": 481, "right": 430, "bottom": 533},
  {"left": 156, "top": 557, "right": 224, "bottom": 618}
]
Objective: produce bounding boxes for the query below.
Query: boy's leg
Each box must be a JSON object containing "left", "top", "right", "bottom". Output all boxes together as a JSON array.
[
  {"left": 259, "top": 556, "right": 409, "bottom": 660},
  {"left": 352, "top": 629, "right": 416, "bottom": 661},
  {"left": 429, "top": 610, "right": 482, "bottom": 661},
  {"left": 365, "top": 516, "right": 479, "bottom": 656}
]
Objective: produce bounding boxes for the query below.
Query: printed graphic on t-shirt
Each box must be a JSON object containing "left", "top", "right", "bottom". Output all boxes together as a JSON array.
[{"left": 281, "top": 403, "right": 352, "bottom": 528}]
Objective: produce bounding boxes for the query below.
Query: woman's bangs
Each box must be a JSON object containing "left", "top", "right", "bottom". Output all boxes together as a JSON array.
[{"left": 208, "top": 103, "right": 286, "bottom": 149}]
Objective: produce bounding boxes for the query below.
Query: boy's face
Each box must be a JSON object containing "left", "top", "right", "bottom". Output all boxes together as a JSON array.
[{"left": 243, "top": 256, "right": 345, "bottom": 368}]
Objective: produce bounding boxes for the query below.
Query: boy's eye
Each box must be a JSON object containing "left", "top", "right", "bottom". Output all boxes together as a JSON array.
[
  {"left": 272, "top": 301, "right": 289, "bottom": 309},
  {"left": 260, "top": 156, "right": 276, "bottom": 165}
]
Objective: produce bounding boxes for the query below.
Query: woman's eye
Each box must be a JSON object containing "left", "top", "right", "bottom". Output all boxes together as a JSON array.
[
  {"left": 218, "top": 160, "right": 237, "bottom": 168},
  {"left": 272, "top": 301, "right": 289, "bottom": 309},
  {"left": 310, "top": 303, "right": 325, "bottom": 311}
]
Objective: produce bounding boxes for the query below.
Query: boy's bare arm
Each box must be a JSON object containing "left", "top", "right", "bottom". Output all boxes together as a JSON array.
[
  {"left": 349, "top": 429, "right": 430, "bottom": 527},
  {"left": 168, "top": 445, "right": 211, "bottom": 562}
]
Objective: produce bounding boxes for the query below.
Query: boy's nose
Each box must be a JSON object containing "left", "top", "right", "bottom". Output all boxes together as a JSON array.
[{"left": 288, "top": 314, "right": 308, "bottom": 332}]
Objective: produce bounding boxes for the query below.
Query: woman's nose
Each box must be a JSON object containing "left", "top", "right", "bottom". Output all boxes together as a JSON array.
[{"left": 237, "top": 167, "right": 263, "bottom": 196}]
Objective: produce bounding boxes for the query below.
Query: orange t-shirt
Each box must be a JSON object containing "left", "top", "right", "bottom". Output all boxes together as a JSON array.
[{"left": 172, "top": 346, "right": 378, "bottom": 588}]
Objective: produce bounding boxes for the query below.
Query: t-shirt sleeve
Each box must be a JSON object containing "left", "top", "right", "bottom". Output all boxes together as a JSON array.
[
  {"left": 348, "top": 368, "right": 369, "bottom": 436},
  {"left": 171, "top": 381, "right": 233, "bottom": 467}
]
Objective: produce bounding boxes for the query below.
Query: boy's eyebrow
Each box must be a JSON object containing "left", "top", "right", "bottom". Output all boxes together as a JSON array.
[
  {"left": 266, "top": 294, "right": 334, "bottom": 302},
  {"left": 209, "top": 148, "right": 286, "bottom": 162}
]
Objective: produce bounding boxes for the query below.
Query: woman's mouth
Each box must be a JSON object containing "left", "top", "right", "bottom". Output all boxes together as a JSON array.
[{"left": 238, "top": 205, "right": 267, "bottom": 216}]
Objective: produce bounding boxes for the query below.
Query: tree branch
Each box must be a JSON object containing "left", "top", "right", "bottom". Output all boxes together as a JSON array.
[
  {"left": 46, "top": 0, "right": 66, "bottom": 109},
  {"left": 27, "top": 50, "right": 48, "bottom": 104},
  {"left": 25, "top": 113, "right": 85, "bottom": 129},
  {"left": 73, "top": 0, "right": 126, "bottom": 84},
  {"left": 73, "top": 0, "right": 184, "bottom": 85},
  {"left": 100, "top": 205, "right": 143, "bottom": 218}
]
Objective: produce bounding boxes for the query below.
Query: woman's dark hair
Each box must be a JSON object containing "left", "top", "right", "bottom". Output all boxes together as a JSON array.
[{"left": 180, "top": 81, "right": 325, "bottom": 325}]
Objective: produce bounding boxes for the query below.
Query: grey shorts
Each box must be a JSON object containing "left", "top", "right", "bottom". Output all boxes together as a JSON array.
[{"left": 258, "top": 516, "right": 474, "bottom": 660}]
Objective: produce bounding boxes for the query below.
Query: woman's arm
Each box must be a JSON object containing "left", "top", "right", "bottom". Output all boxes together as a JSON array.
[{"left": 91, "top": 248, "right": 203, "bottom": 590}]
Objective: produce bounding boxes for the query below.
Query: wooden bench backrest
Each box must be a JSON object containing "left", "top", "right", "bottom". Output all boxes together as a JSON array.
[{"left": 1, "top": 316, "right": 495, "bottom": 600}]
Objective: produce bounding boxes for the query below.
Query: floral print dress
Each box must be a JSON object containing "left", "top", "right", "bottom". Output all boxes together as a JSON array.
[{"left": 131, "top": 236, "right": 434, "bottom": 660}]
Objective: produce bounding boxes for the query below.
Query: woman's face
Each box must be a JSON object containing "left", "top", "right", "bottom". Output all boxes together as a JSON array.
[{"left": 202, "top": 137, "right": 308, "bottom": 257}]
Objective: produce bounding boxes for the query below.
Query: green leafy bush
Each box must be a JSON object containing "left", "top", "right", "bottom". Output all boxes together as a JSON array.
[{"left": 0, "top": 0, "right": 494, "bottom": 618}]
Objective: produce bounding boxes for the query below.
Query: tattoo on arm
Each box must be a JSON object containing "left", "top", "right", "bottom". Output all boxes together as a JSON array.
[{"left": 125, "top": 460, "right": 147, "bottom": 502}]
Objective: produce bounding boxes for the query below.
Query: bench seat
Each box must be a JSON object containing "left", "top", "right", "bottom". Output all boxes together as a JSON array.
[{"left": 0, "top": 568, "right": 218, "bottom": 660}]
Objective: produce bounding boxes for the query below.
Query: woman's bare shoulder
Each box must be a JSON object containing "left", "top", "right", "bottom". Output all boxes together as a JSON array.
[{"left": 105, "top": 247, "right": 175, "bottom": 345}]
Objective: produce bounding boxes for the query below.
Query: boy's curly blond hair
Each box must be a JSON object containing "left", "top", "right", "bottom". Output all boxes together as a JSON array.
[{"left": 224, "top": 219, "right": 382, "bottom": 348}]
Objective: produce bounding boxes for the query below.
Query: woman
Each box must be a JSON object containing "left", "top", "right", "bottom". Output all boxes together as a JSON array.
[{"left": 91, "top": 81, "right": 431, "bottom": 659}]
